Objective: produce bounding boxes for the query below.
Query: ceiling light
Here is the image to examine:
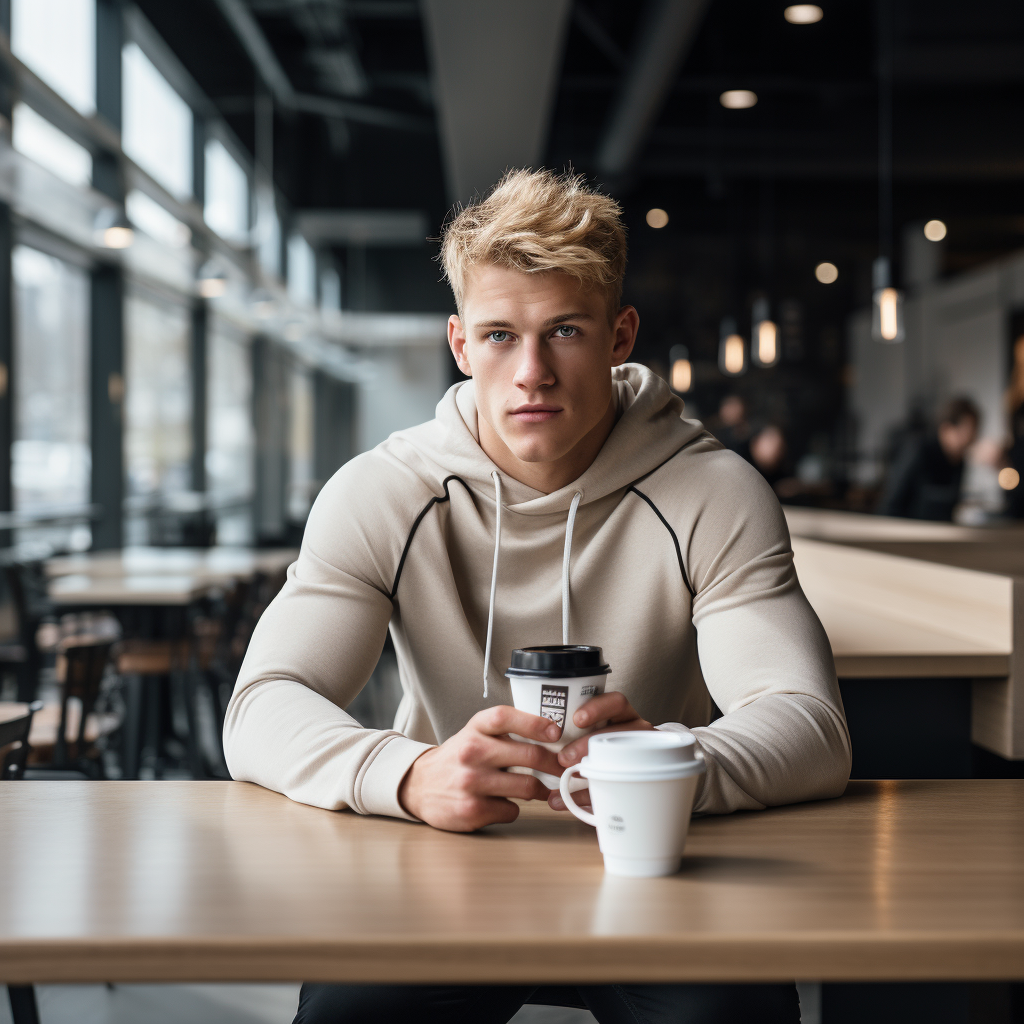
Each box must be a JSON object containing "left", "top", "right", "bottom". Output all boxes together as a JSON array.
[
  {"left": 999, "top": 467, "right": 1020, "bottom": 491},
  {"left": 646, "top": 208, "right": 669, "bottom": 229},
  {"left": 669, "top": 344, "right": 692, "bottom": 393},
  {"left": 784, "top": 5, "right": 823, "bottom": 24},
  {"left": 720, "top": 90, "right": 758, "bottom": 110},
  {"left": 751, "top": 298, "right": 779, "bottom": 367},
  {"left": 924, "top": 219, "right": 947, "bottom": 242},
  {"left": 815, "top": 261, "right": 839, "bottom": 284},
  {"left": 94, "top": 207, "right": 134, "bottom": 249},
  {"left": 718, "top": 318, "right": 747, "bottom": 376},
  {"left": 871, "top": 257, "right": 904, "bottom": 343}
]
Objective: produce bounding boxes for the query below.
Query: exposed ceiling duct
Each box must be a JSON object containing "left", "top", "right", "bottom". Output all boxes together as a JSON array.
[
  {"left": 421, "top": 0, "right": 572, "bottom": 203},
  {"left": 595, "top": 0, "right": 712, "bottom": 180},
  {"left": 211, "top": 0, "right": 430, "bottom": 131}
]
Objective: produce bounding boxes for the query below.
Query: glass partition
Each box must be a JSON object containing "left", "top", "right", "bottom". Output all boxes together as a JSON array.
[
  {"left": 124, "top": 286, "right": 192, "bottom": 544},
  {"left": 122, "top": 42, "right": 193, "bottom": 201},
  {"left": 207, "top": 320, "right": 255, "bottom": 544},
  {"left": 12, "top": 245, "right": 90, "bottom": 549},
  {"left": 11, "top": 0, "right": 95, "bottom": 115}
]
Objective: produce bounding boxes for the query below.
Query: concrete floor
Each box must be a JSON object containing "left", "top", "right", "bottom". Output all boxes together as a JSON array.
[{"left": 1, "top": 984, "right": 597, "bottom": 1024}]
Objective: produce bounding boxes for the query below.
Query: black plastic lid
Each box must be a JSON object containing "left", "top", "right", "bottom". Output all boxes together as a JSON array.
[{"left": 506, "top": 645, "right": 611, "bottom": 678}]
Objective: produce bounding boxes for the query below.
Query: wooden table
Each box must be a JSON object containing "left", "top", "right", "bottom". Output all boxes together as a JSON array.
[
  {"left": 792, "top": 536, "right": 1023, "bottom": 763},
  {"left": 45, "top": 547, "right": 298, "bottom": 583},
  {"left": 47, "top": 574, "right": 215, "bottom": 607},
  {"left": 1, "top": 780, "right": 1022, "bottom": 985}
]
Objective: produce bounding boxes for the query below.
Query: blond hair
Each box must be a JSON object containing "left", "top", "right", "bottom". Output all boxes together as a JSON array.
[{"left": 438, "top": 168, "right": 627, "bottom": 316}]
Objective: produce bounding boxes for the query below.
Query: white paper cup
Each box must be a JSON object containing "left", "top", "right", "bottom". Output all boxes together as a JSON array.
[
  {"left": 505, "top": 645, "right": 610, "bottom": 791},
  {"left": 558, "top": 731, "right": 705, "bottom": 877}
]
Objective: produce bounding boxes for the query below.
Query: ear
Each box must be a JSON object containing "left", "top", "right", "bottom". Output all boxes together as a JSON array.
[
  {"left": 448, "top": 315, "right": 473, "bottom": 376},
  {"left": 609, "top": 306, "right": 639, "bottom": 366}
]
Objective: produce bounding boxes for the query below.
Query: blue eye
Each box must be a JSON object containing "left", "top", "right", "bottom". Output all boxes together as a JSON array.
[
  {"left": 487, "top": 331, "right": 511, "bottom": 343},
  {"left": 555, "top": 325, "right": 577, "bottom": 337}
]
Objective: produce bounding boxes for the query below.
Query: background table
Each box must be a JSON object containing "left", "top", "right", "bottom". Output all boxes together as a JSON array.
[{"left": 2, "top": 780, "right": 1023, "bottom": 985}]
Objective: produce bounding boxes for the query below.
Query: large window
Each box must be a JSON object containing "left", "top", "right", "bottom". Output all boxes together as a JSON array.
[
  {"left": 12, "top": 247, "right": 91, "bottom": 546},
  {"left": 11, "top": 103, "right": 92, "bottom": 188},
  {"left": 205, "top": 139, "right": 250, "bottom": 246},
  {"left": 124, "top": 288, "right": 192, "bottom": 542},
  {"left": 289, "top": 364, "right": 314, "bottom": 522},
  {"left": 11, "top": 0, "right": 95, "bottom": 116},
  {"left": 207, "top": 322, "right": 255, "bottom": 544},
  {"left": 122, "top": 43, "right": 193, "bottom": 201},
  {"left": 288, "top": 234, "right": 317, "bottom": 308}
]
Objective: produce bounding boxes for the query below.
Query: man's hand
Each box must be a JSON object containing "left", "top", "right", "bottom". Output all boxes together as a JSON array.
[
  {"left": 548, "top": 691, "right": 654, "bottom": 811},
  {"left": 398, "top": 706, "right": 566, "bottom": 832}
]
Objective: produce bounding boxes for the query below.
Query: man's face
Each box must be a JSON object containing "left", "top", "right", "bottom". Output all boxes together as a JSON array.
[{"left": 448, "top": 264, "right": 638, "bottom": 468}]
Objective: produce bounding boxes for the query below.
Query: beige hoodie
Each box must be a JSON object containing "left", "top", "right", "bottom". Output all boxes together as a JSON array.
[{"left": 224, "top": 364, "right": 851, "bottom": 819}]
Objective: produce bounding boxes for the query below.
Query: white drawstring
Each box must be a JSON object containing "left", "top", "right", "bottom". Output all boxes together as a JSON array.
[
  {"left": 562, "top": 491, "right": 583, "bottom": 645},
  {"left": 482, "top": 471, "right": 503, "bottom": 698}
]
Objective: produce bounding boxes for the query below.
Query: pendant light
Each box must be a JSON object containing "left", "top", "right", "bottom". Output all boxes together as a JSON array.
[
  {"left": 872, "top": 256, "right": 904, "bottom": 343},
  {"left": 751, "top": 297, "right": 779, "bottom": 367},
  {"left": 94, "top": 207, "right": 134, "bottom": 249},
  {"left": 669, "top": 344, "right": 692, "bottom": 393},
  {"left": 871, "top": 0, "right": 904, "bottom": 343},
  {"left": 718, "top": 317, "right": 747, "bottom": 376}
]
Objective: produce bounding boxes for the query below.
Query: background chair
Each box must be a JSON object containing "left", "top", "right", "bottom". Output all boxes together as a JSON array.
[{"left": 0, "top": 701, "right": 43, "bottom": 1024}]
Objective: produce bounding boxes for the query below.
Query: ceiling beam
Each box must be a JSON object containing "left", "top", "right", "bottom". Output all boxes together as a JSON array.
[
  {"left": 595, "top": 0, "right": 711, "bottom": 180},
  {"left": 422, "top": 0, "right": 572, "bottom": 203}
]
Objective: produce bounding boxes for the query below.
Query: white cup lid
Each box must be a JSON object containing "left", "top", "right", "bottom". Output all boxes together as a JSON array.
[{"left": 581, "top": 731, "right": 704, "bottom": 780}]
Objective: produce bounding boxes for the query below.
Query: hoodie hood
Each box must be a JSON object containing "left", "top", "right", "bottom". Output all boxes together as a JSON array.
[{"left": 390, "top": 363, "right": 707, "bottom": 514}]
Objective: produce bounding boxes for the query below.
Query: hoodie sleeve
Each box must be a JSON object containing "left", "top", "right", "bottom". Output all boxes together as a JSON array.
[
  {"left": 661, "top": 446, "right": 852, "bottom": 815},
  {"left": 222, "top": 455, "right": 434, "bottom": 818}
]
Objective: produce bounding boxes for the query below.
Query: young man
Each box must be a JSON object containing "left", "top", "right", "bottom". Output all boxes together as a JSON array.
[{"left": 225, "top": 169, "right": 850, "bottom": 1024}]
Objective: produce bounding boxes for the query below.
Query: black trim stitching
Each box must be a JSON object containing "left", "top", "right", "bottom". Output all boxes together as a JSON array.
[
  {"left": 627, "top": 484, "right": 694, "bottom": 597},
  {"left": 390, "top": 475, "right": 472, "bottom": 600}
]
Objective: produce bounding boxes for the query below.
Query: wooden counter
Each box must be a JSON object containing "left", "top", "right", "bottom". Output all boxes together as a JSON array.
[
  {"left": 790, "top": 526, "right": 1024, "bottom": 761},
  {"left": 46, "top": 547, "right": 298, "bottom": 583},
  {"left": 2, "top": 780, "right": 1023, "bottom": 985}
]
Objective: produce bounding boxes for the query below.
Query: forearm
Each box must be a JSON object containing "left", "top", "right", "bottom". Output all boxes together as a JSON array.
[
  {"left": 224, "top": 675, "right": 432, "bottom": 817},
  {"left": 679, "top": 692, "right": 851, "bottom": 814}
]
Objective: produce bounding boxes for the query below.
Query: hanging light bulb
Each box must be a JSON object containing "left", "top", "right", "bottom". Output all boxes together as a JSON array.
[
  {"left": 197, "top": 259, "right": 228, "bottom": 299},
  {"left": 669, "top": 344, "right": 692, "bottom": 393},
  {"left": 871, "top": 257, "right": 904, "bottom": 343},
  {"left": 718, "top": 317, "right": 747, "bottom": 376},
  {"left": 93, "top": 207, "right": 134, "bottom": 249},
  {"left": 751, "top": 297, "right": 779, "bottom": 367}
]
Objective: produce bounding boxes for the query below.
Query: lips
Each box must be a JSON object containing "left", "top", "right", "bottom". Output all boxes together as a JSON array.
[{"left": 510, "top": 405, "right": 562, "bottom": 423}]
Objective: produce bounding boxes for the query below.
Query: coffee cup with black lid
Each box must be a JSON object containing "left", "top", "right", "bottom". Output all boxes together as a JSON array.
[
  {"left": 559, "top": 730, "right": 705, "bottom": 877},
  {"left": 506, "top": 645, "right": 610, "bottom": 791}
]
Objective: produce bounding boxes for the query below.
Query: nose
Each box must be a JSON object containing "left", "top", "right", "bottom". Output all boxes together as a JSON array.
[{"left": 511, "top": 336, "right": 556, "bottom": 391}]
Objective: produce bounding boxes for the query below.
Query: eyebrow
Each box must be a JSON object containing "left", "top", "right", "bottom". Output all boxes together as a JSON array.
[{"left": 473, "top": 313, "right": 595, "bottom": 330}]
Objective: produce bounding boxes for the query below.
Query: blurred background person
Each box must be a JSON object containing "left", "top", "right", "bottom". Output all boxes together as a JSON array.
[
  {"left": 709, "top": 394, "right": 751, "bottom": 459},
  {"left": 879, "top": 397, "right": 980, "bottom": 521},
  {"left": 1003, "top": 335, "right": 1024, "bottom": 518}
]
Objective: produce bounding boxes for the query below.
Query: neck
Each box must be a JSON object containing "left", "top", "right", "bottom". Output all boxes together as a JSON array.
[{"left": 478, "top": 394, "right": 618, "bottom": 495}]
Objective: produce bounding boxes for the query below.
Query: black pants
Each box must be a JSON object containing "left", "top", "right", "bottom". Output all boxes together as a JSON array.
[{"left": 293, "top": 981, "right": 801, "bottom": 1023}]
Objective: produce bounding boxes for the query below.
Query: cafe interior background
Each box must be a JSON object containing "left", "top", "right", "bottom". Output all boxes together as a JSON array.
[{"left": 2, "top": 0, "right": 1024, "bottom": 1022}]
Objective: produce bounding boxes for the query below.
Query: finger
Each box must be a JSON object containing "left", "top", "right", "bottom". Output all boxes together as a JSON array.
[
  {"left": 558, "top": 720, "right": 655, "bottom": 767},
  {"left": 548, "top": 788, "right": 591, "bottom": 812},
  {"left": 473, "top": 768, "right": 551, "bottom": 801},
  {"left": 457, "top": 734, "right": 563, "bottom": 777},
  {"left": 475, "top": 705, "right": 563, "bottom": 743},
  {"left": 488, "top": 737, "right": 564, "bottom": 777},
  {"left": 572, "top": 691, "right": 639, "bottom": 729}
]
